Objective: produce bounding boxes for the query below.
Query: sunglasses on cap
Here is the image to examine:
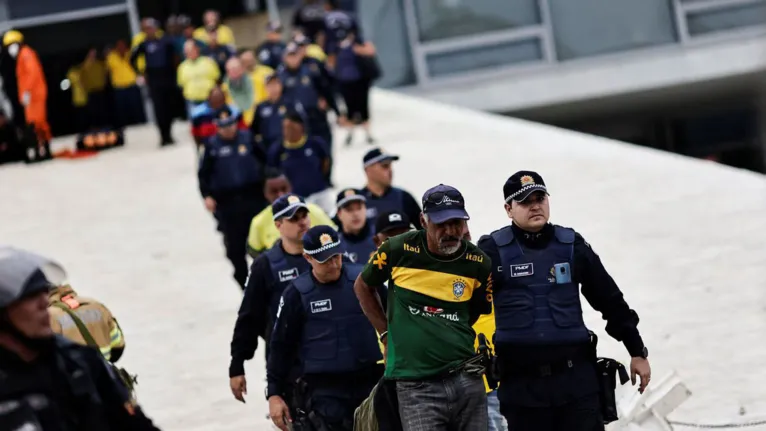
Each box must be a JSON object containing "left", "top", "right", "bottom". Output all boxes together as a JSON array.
[{"left": 424, "top": 190, "right": 463, "bottom": 206}]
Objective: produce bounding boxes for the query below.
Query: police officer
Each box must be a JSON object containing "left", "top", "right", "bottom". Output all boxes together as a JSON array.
[
  {"left": 477, "top": 171, "right": 652, "bottom": 431},
  {"left": 277, "top": 42, "right": 338, "bottom": 154},
  {"left": 250, "top": 73, "right": 289, "bottom": 150},
  {"left": 360, "top": 148, "right": 422, "bottom": 230},
  {"left": 267, "top": 226, "right": 385, "bottom": 431},
  {"left": 322, "top": 0, "right": 361, "bottom": 61},
  {"left": 229, "top": 193, "right": 312, "bottom": 403},
  {"left": 335, "top": 188, "right": 377, "bottom": 264},
  {"left": 130, "top": 18, "right": 177, "bottom": 146},
  {"left": 198, "top": 107, "right": 267, "bottom": 288},
  {"left": 257, "top": 22, "right": 287, "bottom": 70},
  {"left": 0, "top": 246, "right": 160, "bottom": 430},
  {"left": 292, "top": 0, "right": 327, "bottom": 43},
  {"left": 48, "top": 283, "right": 126, "bottom": 362}
]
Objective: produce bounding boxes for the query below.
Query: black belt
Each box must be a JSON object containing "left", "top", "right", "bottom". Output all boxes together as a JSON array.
[{"left": 402, "top": 355, "right": 484, "bottom": 382}]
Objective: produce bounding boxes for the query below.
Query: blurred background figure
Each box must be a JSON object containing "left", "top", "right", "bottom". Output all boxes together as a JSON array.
[
  {"left": 292, "top": 0, "right": 326, "bottom": 44},
  {"left": 66, "top": 63, "right": 90, "bottom": 134},
  {"left": 206, "top": 31, "right": 236, "bottom": 78},
  {"left": 238, "top": 49, "right": 273, "bottom": 106},
  {"left": 131, "top": 18, "right": 177, "bottom": 146},
  {"left": 194, "top": 10, "right": 236, "bottom": 46},
  {"left": 0, "top": 109, "right": 23, "bottom": 165},
  {"left": 80, "top": 48, "right": 109, "bottom": 129},
  {"left": 335, "top": 34, "right": 378, "bottom": 146},
  {"left": 178, "top": 40, "right": 220, "bottom": 117},
  {"left": 107, "top": 40, "right": 146, "bottom": 129},
  {"left": 222, "top": 57, "right": 256, "bottom": 126},
  {"left": 256, "top": 22, "right": 286, "bottom": 70}
]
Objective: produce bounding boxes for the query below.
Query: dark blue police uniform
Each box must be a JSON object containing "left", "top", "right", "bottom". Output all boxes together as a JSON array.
[
  {"left": 335, "top": 188, "right": 377, "bottom": 264},
  {"left": 198, "top": 109, "right": 268, "bottom": 288},
  {"left": 131, "top": 32, "right": 177, "bottom": 144},
  {"left": 323, "top": 9, "right": 362, "bottom": 55},
  {"left": 267, "top": 132, "right": 330, "bottom": 199},
  {"left": 267, "top": 226, "right": 385, "bottom": 431},
  {"left": 250, "top": 89, "right": 291, "bottom": 150},
  {"left": 257, "top": 40, "right": 287, "bottom": 70},
  {"left": 360, "top": 148, "right": 423, "bottom": 231},
  {"left": 477, "top": 171, "right": 647, "bottom": 431}
]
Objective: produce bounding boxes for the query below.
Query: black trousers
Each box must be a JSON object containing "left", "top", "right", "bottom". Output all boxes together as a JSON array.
[
  {"left": 146, "top": 83, "right": 175, "bottom": 142},
  {"left": 216, "top": 196, "right": 266, "bottom": 288},
  {"left": 338, "top": 79, "right": 371, "bottom": 123},
  {"left": 500, "top": 393, "right": 603, "bottom": 431}
]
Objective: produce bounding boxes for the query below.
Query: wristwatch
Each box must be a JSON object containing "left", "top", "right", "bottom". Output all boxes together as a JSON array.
[{"left": 637, "top": 346, "right": 649, "bottom": 359}]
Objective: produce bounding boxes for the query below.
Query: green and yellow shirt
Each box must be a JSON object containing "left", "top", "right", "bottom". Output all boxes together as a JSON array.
[{"left": 361, "top": 230, "right": 493, "bottom": 379}]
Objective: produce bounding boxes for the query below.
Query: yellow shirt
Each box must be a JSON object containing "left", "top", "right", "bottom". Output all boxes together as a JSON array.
[
  {"left": 248, "top": 203, "right": 336, "bottom": 254},
  {"left": 66, "top": 67, "right": 88, "bottom": 107},
  {"left": 473, "top": 305, "right": 498, "bottom": 393},
  {"left": 193, "top": 25, "right": 236, "bottom": 46},
  {"left": 306, "top": 44, "right": 327, "bottom": 62},
  {"left": 177, "top": 56, "right": 220, "bottom": 102},
  {"left": 106, "top": 51, "right": 137, "bottom": 89},
  {"left": 80, "top": 60, "right": 107, "bottom": 93},
  {"left": 131, "top": 30, "right": 164, "bottom": 73},
  {"left": 251, "top": 64, "right": 274, "bottom": 106}
]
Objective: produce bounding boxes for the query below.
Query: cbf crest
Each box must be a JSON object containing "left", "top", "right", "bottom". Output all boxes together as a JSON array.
[{"left": 452, "top": 278, "right": 466, "bottom": 299}]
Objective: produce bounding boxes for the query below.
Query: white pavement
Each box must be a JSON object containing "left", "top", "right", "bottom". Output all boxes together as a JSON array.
[{"left": 1, "top": 89, "right": 766, "bottom": 430}]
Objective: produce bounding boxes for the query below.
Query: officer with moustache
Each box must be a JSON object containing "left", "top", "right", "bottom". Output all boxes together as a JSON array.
[
  {"left": 477, "top": 171, "right": 652, "bottom": 431},
  {"left": 198, "top": 107, "right": 268, "bottom": 289},
  {"left": 229, "top": 194, "right": 312, "bottom": 403},
  {"left": 336, "top": 188, "right": 377, "bottom": 264},
  {"left": 267, "top": 226, "right": 385, "bottom": 431}
]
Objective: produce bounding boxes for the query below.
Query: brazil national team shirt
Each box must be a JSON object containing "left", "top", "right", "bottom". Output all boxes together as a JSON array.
[{"left": 360, "top": 230, "right": 492, "bottom": 379}]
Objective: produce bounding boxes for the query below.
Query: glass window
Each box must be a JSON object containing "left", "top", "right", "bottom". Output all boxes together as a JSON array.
[
  {"left": 413, "top": 0, "right": 541, "bottom": 42},
  {"left": 686, "top": 2, "right": 766, "bottom": 36},
  {"left": 358, "top": 0, "right": 417, "bottom": 87},
  {"left": 548, "top": 0, "right": 678, "bottom": 61},
  {"left": 426, "top": 38, "right": 543, "bottom": 78},
  {"left": 7, "top": 0, "right": 124, "bottom": 20}
]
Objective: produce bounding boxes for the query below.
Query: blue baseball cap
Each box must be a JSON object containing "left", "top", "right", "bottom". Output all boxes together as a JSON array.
[
  {"left": 214, "top": 106, "right": 239, "bottom": 127},
  {"left": 336, "top": 188, "right": 366, "bottom": 209},
  {"left": 302, "top": 225, "right": 345, "bottom": 263},
  {"left": 272, "top": 194, "right": 309, "bottom": 220},
  {"left": 363, "top": 147, "right": 399, "bottom": 168},
  {"left": 422, "top": 184, "right": 470, "bottom": 224}
]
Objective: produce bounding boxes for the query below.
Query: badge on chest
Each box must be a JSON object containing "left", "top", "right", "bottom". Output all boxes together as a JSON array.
[
  {"left": 510, "top": 263, "right": 534, "bottom": 277},
  {"left": 278, "top": 268, "right": 299, "bottom": 282},
  {"left": 310, "top": 299, "right": 332, "bottom": 314}
]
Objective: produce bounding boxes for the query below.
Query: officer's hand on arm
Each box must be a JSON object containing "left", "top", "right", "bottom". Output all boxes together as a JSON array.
[
  {"left": 230, "top": 375, "right": 247, "bottom": 403},
  {"left": 268, "top": 395, "right": 292, "bottom": 431},
  {"left": 354, "top": 242, "right": 392, "bottom": 337}
]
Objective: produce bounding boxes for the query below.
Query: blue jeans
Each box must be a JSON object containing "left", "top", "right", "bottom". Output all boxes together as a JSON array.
[
  {"left": 396, "top": 371, "right": 487, "bottom": 431},
  {"left": 488, "top": 390, "right": 509, "bottom": 431}
]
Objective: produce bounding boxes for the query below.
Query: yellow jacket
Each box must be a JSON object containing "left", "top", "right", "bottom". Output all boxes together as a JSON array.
[
  {"left": 106, "top": 50, "right": 137, "bottom": 89},
  {"left": 193, "top": 25, "right": 236, "bottom": 46},
  {"left": 49, "top": 285, "right": 125, "bottom": 362},
  {"left": 251, "top": 64, "right": 274, "bottom": 106},
  {"left": 248, "top": 203, "right": 336, "bottom": 255},
  {"left": 306, "top": 44, "right": 327, "bottom": 62},
  {"left": 473, "top": 305, "right": 498, "bottom": 393},
  {"left": 177, "top": 56, "right": 220, "bottom": 102},
  {"left": 80, "top": 60, "right": 107, "bottom": 93},
  {"left": 66, "top": 67, "right": 88, "bottom": 107},
  {"left": 131, "top": 30, "right": 164, "bottom": 73}
]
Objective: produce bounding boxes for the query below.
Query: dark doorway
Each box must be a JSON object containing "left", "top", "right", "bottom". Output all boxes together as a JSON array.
[{"left": 15, "top": 13, "right": 132, "bottom": 137}]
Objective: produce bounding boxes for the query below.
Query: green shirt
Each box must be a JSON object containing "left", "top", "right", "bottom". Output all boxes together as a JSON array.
[{"left": 361, "top": 230, "right": 493, "bottom": 379}]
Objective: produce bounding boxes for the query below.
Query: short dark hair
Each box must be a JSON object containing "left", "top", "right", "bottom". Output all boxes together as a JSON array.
[
  {"left": 284, "top": 111, "right": 304, "bottom": 125},
  {"left": 265, "top": 167, "right": 286, "bottom": 180}
]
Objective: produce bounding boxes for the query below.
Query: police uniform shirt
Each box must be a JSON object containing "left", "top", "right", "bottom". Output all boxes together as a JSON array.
[
  {"left": 229, "top": 243, "right": 309, "bottom": 377},
  {"left": 323, "top": 10, "right": 362, "bottom": 55},
  {"left": 130, "top": 36, "right": 176, "bottom": 83},
  {"left": 256, "top": 41, "right": 286, "bottom": 70},
  {"left": 267, "top": 137, "right": 330, "bottom": 198},
  {"left": 292, "top": 4, "right": 326, "bottom": 42},
  {"left": 198, "top": 129, "right": 266, "bottom": 199},
  {"left": 361, "top": 186, "right": 423, "bottom": 231},
  {"left": 277, "top": 64, "right": 339, "bottom": 117},
  {"left": 250, "top": 99, "right": 289, "bottom": 149},
  {"left": 338, "top": 222, "right": 376, "bottom": 264}
]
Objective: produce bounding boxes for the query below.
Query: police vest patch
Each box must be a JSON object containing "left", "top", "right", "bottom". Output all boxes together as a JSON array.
[
  {"left": 278, "top": 268, "right": 299, "bottom": 282},
  {"left": 510, "top": 263, "right": 534, "bottom": 277},
  {"left": 310, "top": 299, "right": 332, "bottom": 313}
]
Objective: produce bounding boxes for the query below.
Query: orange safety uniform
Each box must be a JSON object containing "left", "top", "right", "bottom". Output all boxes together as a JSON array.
[{"left": 16, "top": 44, "right": 51, "bottom": 142}]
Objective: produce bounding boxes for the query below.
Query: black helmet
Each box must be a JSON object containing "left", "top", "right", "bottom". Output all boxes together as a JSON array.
[{"left": 0, "top": 247, "right": 67, "bottom": 309}]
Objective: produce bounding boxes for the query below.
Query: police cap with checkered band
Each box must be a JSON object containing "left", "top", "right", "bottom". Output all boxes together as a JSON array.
[{"left": 503, "top": 171, "right": 549, "bottom": 203}]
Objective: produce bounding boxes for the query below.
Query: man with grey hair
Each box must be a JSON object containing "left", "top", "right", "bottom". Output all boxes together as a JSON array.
[
  {"left": 354, "top": 184, "right": 494, "bottom": 431},
  {"left": 223, "top": 57, "right": 255, "bottom": 117}
]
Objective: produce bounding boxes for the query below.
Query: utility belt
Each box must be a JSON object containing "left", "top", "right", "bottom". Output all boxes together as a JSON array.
[
  {"left": 589, "top": 332, "right": 630, "bottom": 425},
  {"left": 291, "top": 378, "right": 353, "bottom": 431}
]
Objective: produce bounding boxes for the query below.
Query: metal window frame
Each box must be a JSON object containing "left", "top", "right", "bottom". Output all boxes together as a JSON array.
[
  {"left": 5, "top": 3, "right": 128, "bottom": 29},
  {"left": 675, "top": 0, "right": 766, "bottom": 40},
  {"left": 403, "top": 0, "right": 553, "bottom": 86},
  {"left": 677, "top": 0, "right": 764, "bottom": 13}
]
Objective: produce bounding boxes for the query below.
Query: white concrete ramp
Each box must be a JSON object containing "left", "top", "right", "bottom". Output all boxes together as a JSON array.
[{"left": 1, "top": 89, "right": 765, "bottom": 430}]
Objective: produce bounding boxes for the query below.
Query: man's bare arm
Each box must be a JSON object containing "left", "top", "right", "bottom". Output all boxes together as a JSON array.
[{"left": 353, "top": 275, "right": 387, "bottom": 336}]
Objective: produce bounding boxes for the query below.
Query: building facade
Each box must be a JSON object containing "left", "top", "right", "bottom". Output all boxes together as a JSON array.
[{"left": 356, "top": 0, "right": 766, "bottom": 172}]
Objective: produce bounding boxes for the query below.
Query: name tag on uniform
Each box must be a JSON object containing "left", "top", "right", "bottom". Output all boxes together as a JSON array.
[
  {"left": 510, "top": 263, "right": 534, "bottom": 277},
  {"left": 278, "top": 268, "right": 299, "bottom": 282},
  {"left": 310, "top": 299, "right": 332, "bottom": 314}
]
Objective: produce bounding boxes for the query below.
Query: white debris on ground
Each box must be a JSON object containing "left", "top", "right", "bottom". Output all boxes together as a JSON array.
[{"left": 1, "top": 89, "right": 765, "bottom": 430}]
